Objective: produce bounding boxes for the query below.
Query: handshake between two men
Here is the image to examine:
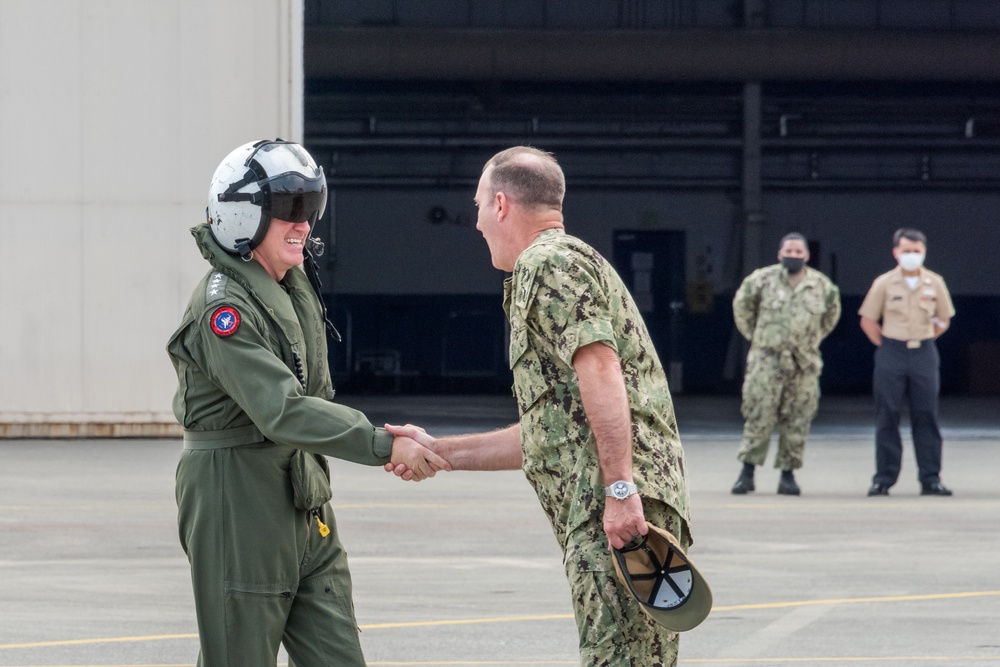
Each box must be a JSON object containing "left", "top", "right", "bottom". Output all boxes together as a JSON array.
[
  {"left": 383, "top": 421, "right": 649, "bottom": 553},
  {"left": 386, "top": 424, "right": 450, "bottom": 481},
  {"left": 385, "top": 422, "right": 525, "bottom": 481}
]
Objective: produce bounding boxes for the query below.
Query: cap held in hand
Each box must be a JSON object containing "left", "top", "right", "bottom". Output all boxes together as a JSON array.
[{"left": 611, "top": 521, "right": 712, "bottom": 632}]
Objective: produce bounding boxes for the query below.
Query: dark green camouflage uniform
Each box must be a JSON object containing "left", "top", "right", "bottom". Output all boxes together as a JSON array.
[
  {"left": 504, "top": 229, "right": 692, "bottom": 667},
  {"left": 733, "top": 264, "right": 841, "bottom": 470}
]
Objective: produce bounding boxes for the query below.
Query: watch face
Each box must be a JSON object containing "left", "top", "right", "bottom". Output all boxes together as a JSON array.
[{"left": 613, "top": 482, "right": 629, "bottom": 499}]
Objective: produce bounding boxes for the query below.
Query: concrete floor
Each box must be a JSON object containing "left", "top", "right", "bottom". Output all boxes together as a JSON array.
[{"left": 1, "top": 395, "right": 998, "bottom": 666}]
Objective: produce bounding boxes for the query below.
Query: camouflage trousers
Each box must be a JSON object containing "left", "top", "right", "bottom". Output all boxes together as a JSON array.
[
  {"left": 564, "top": 499, "right": 690, "bottom": 667},
  {"left": 738, "top": 348, "right": 820, "bottom": 470}
]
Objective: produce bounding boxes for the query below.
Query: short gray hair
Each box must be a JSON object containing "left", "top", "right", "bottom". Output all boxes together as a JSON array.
[{"left": 484, "top": 146, "right": 565, "bottom": 211}]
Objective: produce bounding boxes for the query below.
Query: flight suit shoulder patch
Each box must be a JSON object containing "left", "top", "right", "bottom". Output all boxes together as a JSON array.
[{"left": 209, "top": 305, "right": 241, "bottom": 337}]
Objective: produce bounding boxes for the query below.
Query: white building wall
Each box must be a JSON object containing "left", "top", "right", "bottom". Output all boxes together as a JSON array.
[{"left": 0, "top": 0, "right": 304, "bottom": 435}]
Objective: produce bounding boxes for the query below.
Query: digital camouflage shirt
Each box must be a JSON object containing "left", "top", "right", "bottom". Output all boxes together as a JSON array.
[
  {"left": 503, "top": 229, "right": 691, "bottom": 554},
  {"left": 733, "top": 264, "right": 841, "bottom": 374}
]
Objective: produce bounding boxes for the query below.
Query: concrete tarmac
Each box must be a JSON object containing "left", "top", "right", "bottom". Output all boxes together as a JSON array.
[{"left": 1, "top": 395, "right": 999, "bottom": 666}]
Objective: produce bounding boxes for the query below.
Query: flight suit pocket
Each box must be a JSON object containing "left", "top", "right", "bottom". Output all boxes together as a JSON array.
[
  {"left": 224, "top": 581, "right": 295, "bottom": 658},
  {"left": 290, "top": 450, "right": 333, "bottom": 511},
  {"left": 509, "top": 327, "right": 550, "bottom": 414}
]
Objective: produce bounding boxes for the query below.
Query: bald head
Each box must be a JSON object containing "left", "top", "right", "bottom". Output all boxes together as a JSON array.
[{"left": 484, "top": 146, "right": 565, "bottom": 212}]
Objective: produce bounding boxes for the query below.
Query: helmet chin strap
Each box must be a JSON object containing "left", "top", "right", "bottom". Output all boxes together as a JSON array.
[{"left": 234, "top": 238, "right": 254, "bottom": 262}]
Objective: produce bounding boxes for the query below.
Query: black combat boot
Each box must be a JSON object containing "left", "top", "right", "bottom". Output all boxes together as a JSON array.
[
  {"left": 777, "top": 469, "right": 801, "bottom": 496},
  {"left": 731, "top": 462, "right": 756, "bottom": 494}
]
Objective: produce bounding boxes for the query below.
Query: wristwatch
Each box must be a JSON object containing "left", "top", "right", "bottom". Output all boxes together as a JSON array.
[{"left": 605, "top": 480, "right": 639, "bottom": 500}]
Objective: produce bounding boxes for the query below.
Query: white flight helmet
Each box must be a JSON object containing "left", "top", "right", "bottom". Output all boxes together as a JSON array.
[{"left": 207, "top": 139, "right": 327, "bottom": 258}]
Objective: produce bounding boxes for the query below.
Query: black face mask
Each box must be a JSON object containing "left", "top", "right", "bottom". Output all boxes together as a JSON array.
[{"left": 781, "top": 256, "right": 805, "bottom": 274}]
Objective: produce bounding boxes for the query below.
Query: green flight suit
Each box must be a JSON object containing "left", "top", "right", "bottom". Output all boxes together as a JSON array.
[
  {"left": 167, "top": 225, "right": 393, "bottom": 667},
  {"left": 733, "top": 264, "right": 841, "bottom": 470}
]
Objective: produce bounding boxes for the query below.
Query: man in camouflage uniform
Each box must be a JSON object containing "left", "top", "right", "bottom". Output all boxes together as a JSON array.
[
  {"left": 731, "top": 233, "right": 841, "bottom": 496},
  {"left": 386, "top": 147, "right": 692, "bottom": 666}
]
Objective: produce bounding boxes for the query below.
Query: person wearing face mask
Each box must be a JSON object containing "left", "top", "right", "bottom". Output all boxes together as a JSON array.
[
  {"left": 730, "top": 233, "right": 841, "bottom": 495},
  {"left": 859, "top": 228, "right": 955, "bottom": 497}
]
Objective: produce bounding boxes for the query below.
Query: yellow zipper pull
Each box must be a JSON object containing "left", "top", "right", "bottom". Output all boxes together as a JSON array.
[{"left": 314, "top": 510, "right": 330, "bottom": 537}]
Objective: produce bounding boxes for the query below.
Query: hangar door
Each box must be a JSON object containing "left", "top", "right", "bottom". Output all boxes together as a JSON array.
[{"left": 612, "top": 230, "right": 687, "bottom": 391}]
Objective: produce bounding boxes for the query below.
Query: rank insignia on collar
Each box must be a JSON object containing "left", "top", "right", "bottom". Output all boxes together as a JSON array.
[
  {"left": 210, "top": 306, "right": 241, "bottom": 337},
  {"left": 206, "top": 272, "right": 229, "bottom": 302}
]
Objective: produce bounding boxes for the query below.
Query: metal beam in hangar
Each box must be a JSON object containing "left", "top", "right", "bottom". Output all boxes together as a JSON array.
[{"left": 305, "top": 27, "right": 1000, "bottom": 82}]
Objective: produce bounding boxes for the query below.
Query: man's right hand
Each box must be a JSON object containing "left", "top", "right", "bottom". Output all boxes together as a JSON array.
[{"left": 388, "top": 425, "right": 449, "bottom": 481}]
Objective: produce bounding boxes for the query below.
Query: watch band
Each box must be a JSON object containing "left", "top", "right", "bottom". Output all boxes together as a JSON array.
[{"left": 605, "top": 481, "right": 639, "bottom": 499}]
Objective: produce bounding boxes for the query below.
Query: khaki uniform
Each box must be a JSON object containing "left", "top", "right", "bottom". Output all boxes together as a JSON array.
[
  {"left": 858, "top": 267, "right": 953, "bottom": 344},
  {"left": 167, "top": 225, "right": 393, "bottom": 667},
  {"left": 858, "top": 267, "right": 955, "bottom": 487},
  {"left": 733, "top": 264, "right": 841, "bottom": 470},
  {"left": 505, "top": 229, "right": 692, "bottom": 667}
]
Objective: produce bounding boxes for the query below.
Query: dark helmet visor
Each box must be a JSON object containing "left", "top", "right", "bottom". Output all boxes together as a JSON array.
[{"left": 260, "top": 170, "right": 328, "bottom": 223}]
